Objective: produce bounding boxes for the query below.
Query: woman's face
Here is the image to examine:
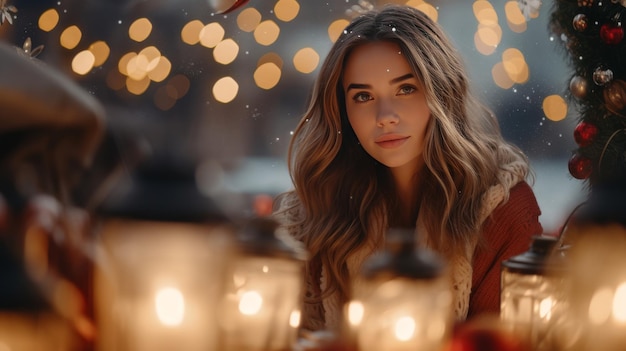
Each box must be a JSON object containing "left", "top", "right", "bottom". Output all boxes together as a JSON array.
[{"left": 342, "top": 41, "right": 432, "bottom": 174}]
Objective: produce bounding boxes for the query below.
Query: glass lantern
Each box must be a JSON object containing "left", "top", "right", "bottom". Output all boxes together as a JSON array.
[
  {"left": 217, "top": 217, "right": 307, "bottom": 351},
  {"left": 346, "top": 228, "right": 452, "bottom": 351},
  {"left": 500, "top": 235, "right": 567, "bottom": 350},
  {"left": 93, "top": 159, "right": 234, "bottom": 351}
]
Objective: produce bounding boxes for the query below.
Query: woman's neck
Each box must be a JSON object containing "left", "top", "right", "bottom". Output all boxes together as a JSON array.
[{"left": 390, "top": 158, "right": 425, "bottom": 227}]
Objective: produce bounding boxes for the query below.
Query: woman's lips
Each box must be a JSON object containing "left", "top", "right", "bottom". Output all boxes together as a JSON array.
[{"left": 375, "top": 135, "right": 409, "bottom": 148}]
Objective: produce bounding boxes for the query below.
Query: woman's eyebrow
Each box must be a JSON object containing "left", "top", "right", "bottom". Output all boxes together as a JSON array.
[{"left": 345, "top": 73, "right": 415, "bottom": 92}]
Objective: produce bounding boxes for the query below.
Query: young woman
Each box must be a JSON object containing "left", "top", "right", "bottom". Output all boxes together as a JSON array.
[{"left": 274, "top": 4, "right": 543, "bottom": 332}]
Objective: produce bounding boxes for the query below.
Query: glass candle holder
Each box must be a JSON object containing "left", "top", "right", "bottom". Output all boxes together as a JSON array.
[
  {"left": 500, "top": 235, "right": 567, "bottom": 351},
  {"left": 217, "top": 217, "right": 307, "bottom": 351},
  {"left": 346, "top": 228, "right": 452, "bottom": 351},
  {"left": 95, "top": 219, "right": 233, "bottom": 351}
]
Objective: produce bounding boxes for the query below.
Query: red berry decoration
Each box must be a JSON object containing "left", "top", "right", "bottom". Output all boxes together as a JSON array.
[
  {"left": 568, "top": 153, "right": 593, "bottom": 179},
  {"left": 573, "top": 121, "right": 598, "bottom": 147},
  {"left": 600, "top": 23, "right": 624, "bottom": 45}
]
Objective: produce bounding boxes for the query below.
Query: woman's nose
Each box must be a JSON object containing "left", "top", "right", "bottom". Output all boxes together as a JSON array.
[{"left": 376, "top": 100, "right": 399, "bottom": 126}]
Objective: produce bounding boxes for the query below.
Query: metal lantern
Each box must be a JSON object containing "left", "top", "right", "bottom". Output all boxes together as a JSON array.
[
  {"left": 500, "top": 235, "right": 566, "bottom": 350},
  {"left": 217, "top": 217, "right": 307, "bottom": 351},
  {"left": 346, "top": 228, "right": 452, "bottom": 351}
]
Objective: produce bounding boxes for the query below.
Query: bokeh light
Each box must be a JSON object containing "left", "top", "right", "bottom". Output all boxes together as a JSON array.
[
  {"left": 71, "top": 50, "right": 95, "bottom": 75},
  {"left": 328, "top": 19, "right": 349, "bottom": 43},
  {"left": 181, "top": 20, "right": 204, "bottom": 45},
  {"left": 237, "top": 7, "right": 262, "bottom": 32},
  {"left": 88, "top": 41, "right": 110, "bottom": 67},
  {"left": 213, "top": 76, "right": 239, "bottom": 103},
  {"left": 543, "top": 95, "right": 568, "bottom": 122},
  {"left": 60, "top": 25, "right": 82, "bottom": 50},
  {"left": 254, "top": 20, "right": 280, "bottom": 46},
  {"left": 200, "top": 22, "right": 225, "bottom": 48},
  {"left": 38, "top": 8, "right": 59, "bottom": 32},
  {"left": 254, "top": 62, "right": 282, "bottom": 90},
  {"left": 274, "top": 0, "right": 300, "bottom": 22},
  {"left": 129, "top": 18, "right": 152, "bottom": 42},
  {"left": 214, "top": 38, "right": 239, "bottom": 65},
  {"left": 293, "top": 47, "right": 319, "bottom": 74}
]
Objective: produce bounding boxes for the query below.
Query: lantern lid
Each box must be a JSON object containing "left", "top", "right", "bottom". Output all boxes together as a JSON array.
[
  {"left": 502, "top": 235, "right": 561, "bottom": 274},
  {"left": 237, "top": 217, "right": 307, "bottom": 261},
  {"left": 362, "top": 228, "right": 445, "bottom": 280}
]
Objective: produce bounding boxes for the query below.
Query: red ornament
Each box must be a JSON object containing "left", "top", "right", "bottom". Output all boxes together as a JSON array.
[
  {"left": 600, "top": 23, "right": 624, "bottom": 45},
  {"left": 573, "top": 121, "right": 598, "bottom": 147},
  {"left": 568, "top": 153, "right": 593, "bottom": 179},
  {"left": 209, "top": 0, "right": 250, "bottom": 14}
]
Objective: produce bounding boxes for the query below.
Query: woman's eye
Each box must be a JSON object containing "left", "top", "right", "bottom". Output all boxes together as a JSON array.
[
  {"left": 353, "top": 92, "right": 371, "bottom": 102},
  {"left": 399, "top": 85, "right": 416, "bottom": 95}
]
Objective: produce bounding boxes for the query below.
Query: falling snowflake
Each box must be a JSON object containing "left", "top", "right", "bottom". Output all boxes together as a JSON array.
[
  {"left": 0, "top": 0, "right": 17, "bottom": 25},
  {"left": 517, "top": 0, "right": 541, "bottom": 20}
]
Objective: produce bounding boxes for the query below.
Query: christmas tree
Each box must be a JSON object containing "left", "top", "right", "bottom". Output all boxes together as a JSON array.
[{"left": 549, "top": 0, "right": 626, "bottom": 187}]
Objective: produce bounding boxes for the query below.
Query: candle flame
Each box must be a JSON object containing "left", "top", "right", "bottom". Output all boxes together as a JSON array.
[
  {"left": 289, "top": 309, "right": 301, "bottom": 328},
  {"left": 239, "top": 290, "right": 263, "bottom": 315},
  {"left": 394, "top": 316, "right": 416, "bottom": 341},
  {"left": 347, "top": 301, "right": 364, "bottom": 326},
  {"left": 155, "top": 287, "right": 185, "bottom": 326}
]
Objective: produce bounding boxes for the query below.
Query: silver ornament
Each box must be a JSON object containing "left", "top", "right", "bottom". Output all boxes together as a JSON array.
[
  {"left": 573, "top": 14, "right": 589, "bottom": 32},
  {"left": 570, "top": 75, "right": 588, "bottom": 99},
  {"left": 593, "top": 67, "right": 614, "bottom": 86}
]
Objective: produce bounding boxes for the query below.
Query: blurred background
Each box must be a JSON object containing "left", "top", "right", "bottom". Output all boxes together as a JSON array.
[{"left": 0, "top": 0, "right": 585, "bottom": 232}]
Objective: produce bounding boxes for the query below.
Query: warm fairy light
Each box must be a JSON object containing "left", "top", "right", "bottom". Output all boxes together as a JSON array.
[
  {"left": 238, "top": 290, "right": 263, "bottom": 316},
  {"left": 473, "top": 0, "right": 498, "bottom": 26},
  {"left": 213, "top": 76, "right": 239, "bottom": 103},
  {"left": 258, "top": 52, "right": 284, "bottom": 69},
  {"left": 60, "top": 25, "right": 82, "bottom": 50},
  {"left": 38, "top": 8, "right": 59, "bottom": 32},
  {"left": 139, "top": 46, "right": 161, "bottom": 70},
  {"left": 289, "top": 310, "right": 301, "bottom": 328},
  {"left": 505, "top": 1, "right": 527, "bottom": 33},
  {"left": 167, "top": 74, "right": 191, "bottom": 99},
  {"left": 126, "top": 75, "right": 150, "bottom": 95},
  {"left": 155, "top": 287, "right": 185, "bottom": 327},
  {"left": 502, "top": 48, "right": 528, "bottom": 84},
  {"left": 293, "top": 47, "right": 319, "bottom": 74},
  {"left": 254, "top": 62, "right": 281, "bottom": 90},
  {"left": 348, "top": 301, "right": 365, "bottom": 326},
  {"left": 200, "top": 22, "right": 225, "bottom": 48},
  {"left": 214, "top": 38, "right": 239, "bottom": 65},
  {"left": 88, "top": 41, "right": 110, "bottom": 67},
  {"left": 154, "top": 85, "right": 177, "bottom": 111},
  {"left": 328, "top": 19, "right": 349, "bottom": 43},
  {"left": 407, "top": 1, "right": 438, "bottom": 22},
  {"left": 118, "top": 52, "right": 135, "bottom": 76},
  {"left": 181, "top": 20, "right": 204, "bottom": 45},
  {"left": 127, "top": 54, "right": 150, "bottom": 80},
  {"left": 254, "top": 20, "right": 280, "bottom": 46},
  {"left": 237, "top": 7, "right": 262, "bottom": 32},
  {"left": 106, "top": 70, "right": 125, "bottom": 91},
  {"left": 129, "top": 18, "right": 153, "bottom": 42},
  {"left": 542, "top": 95, "right": 568, "bottom": 121},
  {"left": 274, "top": 0, "right": 300, "bottom": 22},
  {"left": 72, "top": 50, "right": 95, "bottom": 75},
  {"left": 492, "top": 62, "right": 514, "bottom": 89},
  {"left": 475, "top": 24, "right": 501, "bottom": 55},
  {"left": 394, "top": 316, "right": 416, "bottom": 341},
  {"left": 147, "top": 56, "right": 172, "bottom": 82}
]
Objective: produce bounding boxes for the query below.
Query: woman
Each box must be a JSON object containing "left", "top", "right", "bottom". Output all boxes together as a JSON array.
[{"left": 274, "top": 4, "right": 543, "bottom": 332}]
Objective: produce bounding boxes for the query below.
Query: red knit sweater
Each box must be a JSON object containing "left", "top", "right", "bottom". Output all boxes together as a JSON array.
[{"left": 467, "top": 181, "right": 543, "bottom": 319}]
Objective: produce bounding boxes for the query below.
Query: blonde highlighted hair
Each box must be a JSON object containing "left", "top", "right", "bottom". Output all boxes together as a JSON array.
[{"left": 275, "top": 4, "right": 529, "bottom": 309}]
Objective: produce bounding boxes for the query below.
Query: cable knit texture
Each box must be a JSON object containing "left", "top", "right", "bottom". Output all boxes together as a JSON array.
[{"left": 274, "top": 161, "right": 543, "bottom": 331}]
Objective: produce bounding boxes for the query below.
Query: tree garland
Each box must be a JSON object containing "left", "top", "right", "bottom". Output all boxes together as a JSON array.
[{"left": 549, "top": 0, "right": 626, "bottom": 186}]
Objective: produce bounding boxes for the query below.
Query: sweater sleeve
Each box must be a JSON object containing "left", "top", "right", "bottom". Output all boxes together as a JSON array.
[{"left": 467, "top": 181, "right": 543, "bottom": 319}]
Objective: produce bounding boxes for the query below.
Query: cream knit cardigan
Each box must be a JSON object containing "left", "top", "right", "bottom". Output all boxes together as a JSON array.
[{"left": 275, "top": 160, "right": 527, "bottom": 331}]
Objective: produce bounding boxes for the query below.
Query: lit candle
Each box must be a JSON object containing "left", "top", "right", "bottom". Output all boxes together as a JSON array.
[
  {"left": 95, "top": 219, "right": 233, "bottom": 351},
  {"left": 217, "top": 218, "right": 306, "bottom": 351}
]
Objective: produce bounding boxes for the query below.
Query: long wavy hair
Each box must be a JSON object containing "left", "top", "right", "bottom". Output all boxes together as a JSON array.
[{"left": 275, "top": 5, "right": 529, "bottom": 304}]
